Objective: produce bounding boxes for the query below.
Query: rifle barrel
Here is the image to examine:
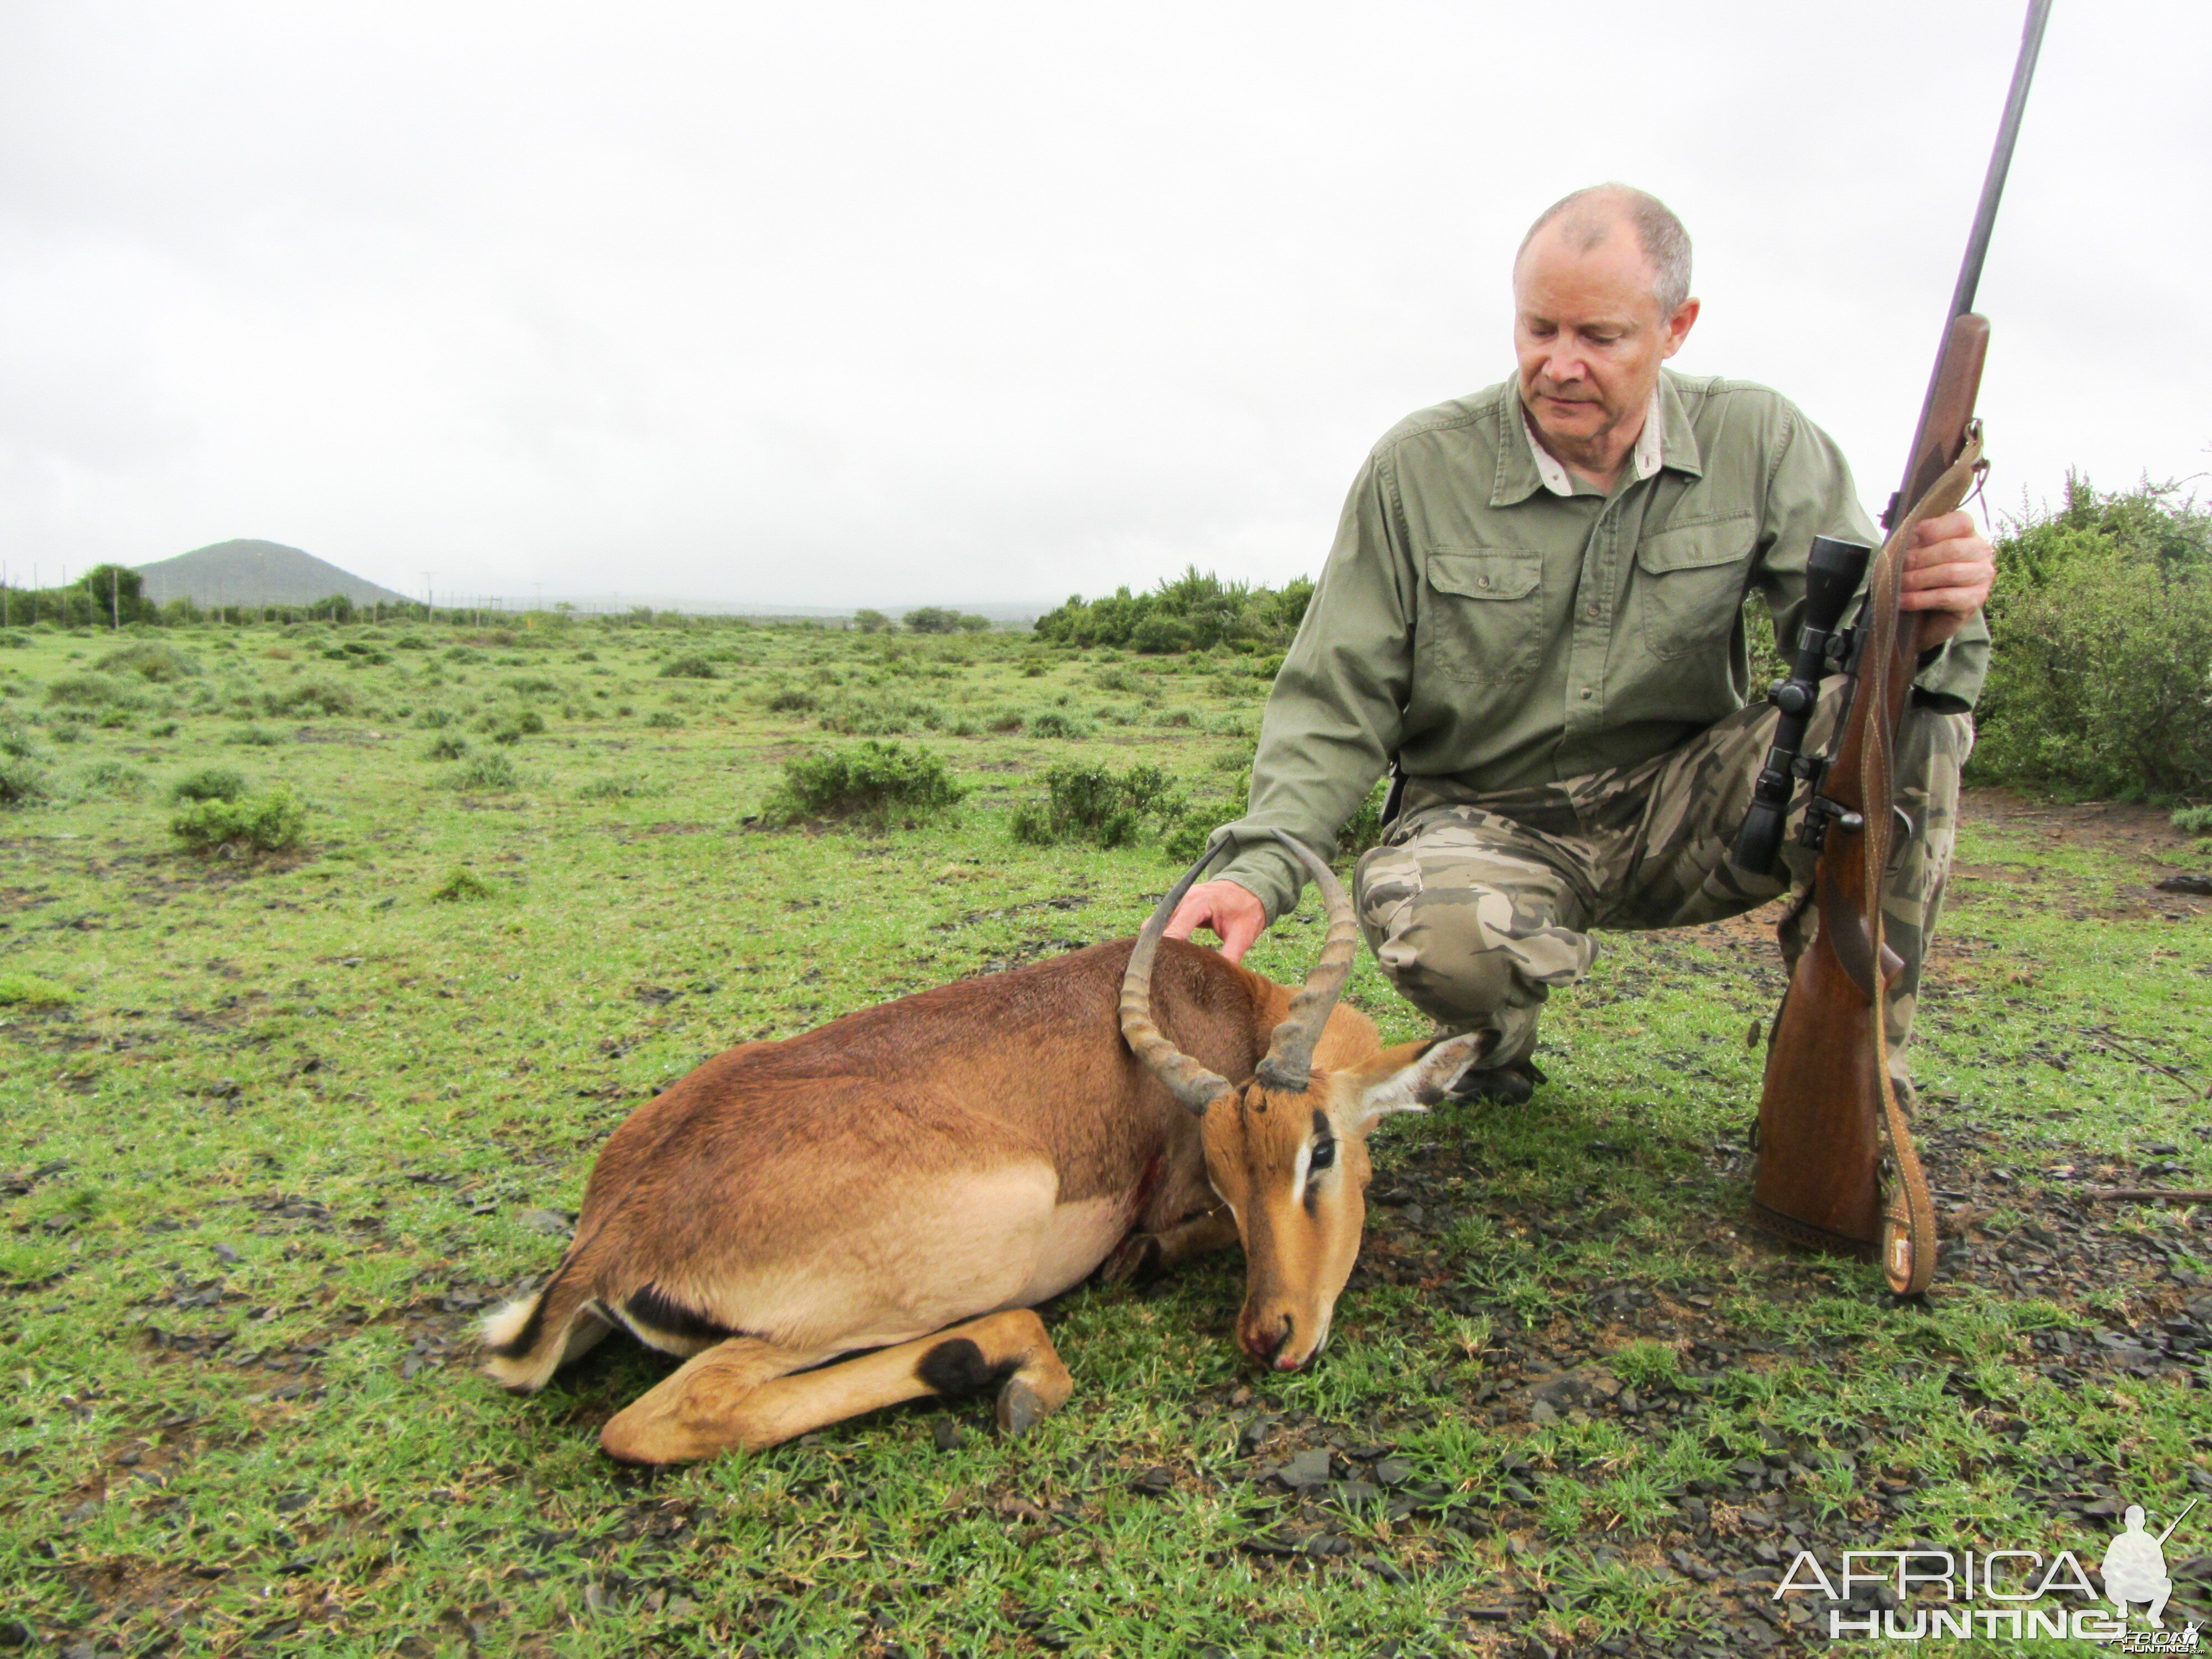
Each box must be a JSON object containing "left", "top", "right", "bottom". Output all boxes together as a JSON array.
[
  {"left": 2155, "top": 1496, "right": 2199, "bottom": 1547},
  {"left": 1948, "top": 0, "right": 2056, "bottom": 321}
]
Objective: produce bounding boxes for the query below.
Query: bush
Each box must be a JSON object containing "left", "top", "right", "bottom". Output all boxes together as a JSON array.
[
  {"left": 643, "top": 710, "right": 686, "bottom": 731},
  {"left": 765, "top": 686, "right": 818, "bottom": 713},
  {"left": 264, "top": 681, "right": 356, "bottom": 718},
  {"left": 170, "top": 786, "right": 307, "bottom": 856},
  {"left": 1032, "top": 567, "right": 1315, "bottom": 653},
  {"left": 505, "top": 675, "right": 561, "bottom": 696},
  {"left": 73, "top": 760, "right": 149, "bottom": 800},
  {"left": 488, "top": 708, "right": 546, "bottom": 745},
  {"left": 431, "top": 868, "right": 495, "bottom": 902},
  {"left": 45, "top": 673, "right": 125, "bottom": 708},
  {"left": 171, "top": 766, "right": 250, "bottom": 804},
  {"left": 0, "top": 757, "right": 47, "bottom": 808},
  {"left": 1971, "top": 478, "right": 2212, "bottom": 797},
  {"left": 577, "top": 773, "right": 666, "bottom": 801},
  {"left": 759, "top": 741, "right": 962, "bottom": 828},
  {"left": 97, "top": 642, "right": 201, "bottom": 681},
  {"left": 426, "top": 734, "right": 468, "bottom": 760},
  {"left": 817, "top": 697, "right": 945, "bottom": 736},
  {"left": 2174, "top": 805, "right": 2212, "bottom": 835},
  {"left": 660, "top": 655, "right": 719, "bottom": 680},
  {"left": 1010, "top": 762, "right": 1185, "bottom": 849},
  {"left": 1026, "top": 709, "right": 1094, "bottom": 740},
  {"left": 451, "top": 754, "right": 520, "bottom": 791},
  {"left": 225, "top": 724, "right": 285, "bottom": 747},
  {"left": 902, "top": 607, "right": 991, "bottom": 634}
]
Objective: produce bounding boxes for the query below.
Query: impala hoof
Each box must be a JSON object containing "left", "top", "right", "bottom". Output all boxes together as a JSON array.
[{"left": 997, "top": 1377, "right": 1045, "bottom": 1439}]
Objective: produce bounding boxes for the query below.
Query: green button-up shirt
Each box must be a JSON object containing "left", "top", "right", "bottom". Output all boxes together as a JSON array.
[{"left": 1215, "top": 368, "right": 1990, "bottom": 919}]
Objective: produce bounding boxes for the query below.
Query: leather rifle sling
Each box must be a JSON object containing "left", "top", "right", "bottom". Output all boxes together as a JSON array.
[{"left": 1857, "top": 426, "right": 1984, "bottom": 1295}]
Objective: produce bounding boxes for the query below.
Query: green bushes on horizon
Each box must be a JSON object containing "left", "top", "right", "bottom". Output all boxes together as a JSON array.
[{"left": 1971, "top": 477, "right": 2212, "bottom": 799}]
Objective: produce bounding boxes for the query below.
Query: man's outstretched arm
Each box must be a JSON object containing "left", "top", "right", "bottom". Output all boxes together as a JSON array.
[{"left": 1167, "top": 449, "right": 1420, "bottom": 959}]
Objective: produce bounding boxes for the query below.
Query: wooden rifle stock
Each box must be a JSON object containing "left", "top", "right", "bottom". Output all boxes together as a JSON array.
[{"left": 1749, "top": 318, "right": 1987, "bottom": 1277}]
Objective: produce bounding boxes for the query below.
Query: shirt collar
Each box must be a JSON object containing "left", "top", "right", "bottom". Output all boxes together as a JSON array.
[{"left": 1494, "top": 371, "right": 1703, "bottom": 505}]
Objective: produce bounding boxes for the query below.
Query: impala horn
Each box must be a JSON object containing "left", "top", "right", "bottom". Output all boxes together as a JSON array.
[
  {"left": 1119, "top": 828, "right": 1360, "bottom": 1112},
  {"left": 1252, "top": 829, "right": 1358, "bottom": 1091}
]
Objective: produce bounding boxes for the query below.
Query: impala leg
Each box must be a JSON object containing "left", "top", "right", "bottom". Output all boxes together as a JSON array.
[
  {"left": 1100, "top": 1206, "right": 1241, "bottom": 1287},
  {"left": 598, "top": 1309, "right": 1073, "bottom": 1464}
]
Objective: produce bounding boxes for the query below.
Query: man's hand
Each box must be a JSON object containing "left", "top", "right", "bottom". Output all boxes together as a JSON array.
[
  {"left": 1900, "top": 508, "right": 1995, "bottom": 647},
  {"left": 1164, "top": 879, "right": 1268, "bottom": 964}
]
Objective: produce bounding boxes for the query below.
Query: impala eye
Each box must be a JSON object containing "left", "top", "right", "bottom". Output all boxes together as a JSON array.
[{"left": 1310, "top": 1137, "right": 1335, "bottom": 1172}]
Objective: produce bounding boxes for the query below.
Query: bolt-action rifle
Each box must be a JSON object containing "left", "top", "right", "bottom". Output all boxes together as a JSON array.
[{"left": 1731, "top": 0, "right": 2052, "bottom": 1294}]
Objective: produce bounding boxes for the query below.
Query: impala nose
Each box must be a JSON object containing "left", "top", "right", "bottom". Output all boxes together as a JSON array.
[{"left": 1244, "top": 1312, "right": 1294, "bottom": 1368}]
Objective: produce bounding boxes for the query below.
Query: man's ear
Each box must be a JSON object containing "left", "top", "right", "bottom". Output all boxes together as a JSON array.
[
  {"left": 1349, "top": 1032, "right": 1492, "bottom": 1129},
  {"left": 1661, "top": 295, "right": 1700, "bottom": 359}
]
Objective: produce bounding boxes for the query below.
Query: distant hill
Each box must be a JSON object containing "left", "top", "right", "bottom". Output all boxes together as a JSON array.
[{"left": 133, "top": 540, "right": 413, "bottom": 608}]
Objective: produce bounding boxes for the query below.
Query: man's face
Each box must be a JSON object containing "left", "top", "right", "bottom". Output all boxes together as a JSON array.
[{"left": 1512, "top": 219, "right": 1697, "bottom": 457}]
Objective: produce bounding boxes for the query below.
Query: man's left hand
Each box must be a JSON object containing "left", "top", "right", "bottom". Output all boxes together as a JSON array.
[{"left": 1900, "top": 508, "right": 1995, "bottom": 647}]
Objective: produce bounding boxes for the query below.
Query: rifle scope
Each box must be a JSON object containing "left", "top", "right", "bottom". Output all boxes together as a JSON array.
[{"left": 1729, "top": 535, "right": 1871, "bottom": 875}]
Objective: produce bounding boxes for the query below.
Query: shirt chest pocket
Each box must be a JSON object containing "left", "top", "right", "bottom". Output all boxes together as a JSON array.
[
  {"left": 1420, "top": 548, "right": 1545, "bottom": 685},
  {"left": 1635, "top": 514, "right": 1756, "bottom": 662}
]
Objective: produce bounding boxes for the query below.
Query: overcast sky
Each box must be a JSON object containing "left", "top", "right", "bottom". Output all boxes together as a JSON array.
[{"left": 3, "top": 2, "right": 2203, "bottom": 609}]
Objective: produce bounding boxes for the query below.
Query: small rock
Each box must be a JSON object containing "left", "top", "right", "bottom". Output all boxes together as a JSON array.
[
  {"left": 1300, "top": 1531, "right": 1352, "bottom": 1557},
  {"left": 931, "top": 1418, "right": 964, "bottom": 1452},
  {"left": 1357, "top": 1553, "right": 1408, "bottom": 1585},
  {"left": 1239, "top": 1417, "right": 1275, "bottom": 1454},
  {"left": 1530, "top": 1400, "right": 1559, "bottom": 1426},
  {"left": 1373, "top": 1457, "right": 1416, "bottom": 1488},
  {"left": 1131, "top": 1466, "right": 1175, "bottom": 1495},
  {"left": 667, "top": 1598, "right": 698, "bottom": 1620},
  {"left": 1333, "top": 1479, "right": 1383, "bottom": 1506},
  {"left": 0, "top": 1623, "right": 29, "bottom": 1650},
  {"left": 518, "top": 1209, "right": 575, "bottom": 1238},
  {"left": 212, "top": 1243, "right": 241, "bottom": 1265},
  {"left": 2153, "top": 873, "right": 2212, "bottom": 895},
  {"left": 1277, "top": 1448, "right": 1332, "bottom": 1489}
]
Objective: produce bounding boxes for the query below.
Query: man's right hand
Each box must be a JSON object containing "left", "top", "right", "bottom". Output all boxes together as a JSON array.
[{"left": 1164, "top": 879, "right": 1268, "bottom": 964}]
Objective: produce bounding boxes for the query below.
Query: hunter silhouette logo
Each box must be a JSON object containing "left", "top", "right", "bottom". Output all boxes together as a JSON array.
[
  {"left": 2102, "top": 1500, "right": 2194, "bottom": 1631},
  {"left": 1770, "top": 1494, "right": 2202, "bottom": 1644}
]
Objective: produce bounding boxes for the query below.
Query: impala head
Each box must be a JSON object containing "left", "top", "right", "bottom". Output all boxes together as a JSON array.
[{"left": 1121, "top": 832, "right": 1486, "bottom": 1371}]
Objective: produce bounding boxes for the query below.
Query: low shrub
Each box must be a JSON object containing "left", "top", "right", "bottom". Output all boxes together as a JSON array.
[
  {"left": 72, "top": 761, "right": 148, "bottom": 800},
  {"left": 97, "top": 642, "right": 201, "bottom": 681},
  {"left": 765, "top": 686, "right": 818, "bottom": 713},
  {"left": 2174, "top": 805, "right": 2212, "bottom": 835},
  {"left": 1973, "top": 478, "right": 2212, "bottom": 797},
  {"left": 577, "top": 773, "right": 665, "bottom": 801},
  {"left": 0, "top": 757, "right": 47, "bottom": 808},
  {"left": 759, "top": 741, "right": 962, "bottom": 828},
  {"left": 170, "top": 786, "right": 308, "bottom": 856},
  {"left": 171, "top": 766, "right": 251, "bottom": 804},
  {"left": 643, "top": 711, "right": 685, "bottom": 731},
  {"left": 488, "top": 709, "right": 546, "bottom": 744},
  {"left": 1010, "top": 762, "right": 1185, "bottom": 849},
  {"left": 224, "top": 724, "right": 285, "bottom": 747},
  {"left": 450, "top": 754, "right": 520, "bottom": 791},
  {"left": 431, "top": 868, "right": 495, "bottom": 902},
  {"left": 816, "top": 697, "right": 946, "bottom": 737},
  {"left": 416, "top": 707, "right": 456, "bottom": 729},
  {"left": 264, "top": 681, "right": 356, "bottom": 718},
  {"left": 46, "top": 673, "right": 126, "bottom": 708},
  {"left": 505, "top": 675, "right": 561, "bottom": 696},
  {"left": 1026, "top": 709, "right": 1094, "bottom": 740},
  {"left": 660, "top": 655, "right": 719, "bottom": 680},
  {"left": 426, "top": 734, "right": 468, "bottom": 760}
]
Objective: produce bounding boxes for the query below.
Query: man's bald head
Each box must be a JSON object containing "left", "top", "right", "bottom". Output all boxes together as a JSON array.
[{"left": 1516, "top": 184, "right": 1692, "bottom": 317}]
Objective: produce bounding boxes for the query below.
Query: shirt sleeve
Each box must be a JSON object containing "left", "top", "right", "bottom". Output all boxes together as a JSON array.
[
  {"left": 1210, "top": 448, "right": 1418, "bottom": 920},
  {"left": 1752, "top": 401, "right": 1991, "bottom": 711}
]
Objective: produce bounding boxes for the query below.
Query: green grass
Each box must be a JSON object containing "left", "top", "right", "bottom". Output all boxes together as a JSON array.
[{"left": 0, "top": 617, "right": 2206, "bottom": 1656}]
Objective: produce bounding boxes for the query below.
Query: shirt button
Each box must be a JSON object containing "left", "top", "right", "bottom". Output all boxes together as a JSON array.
[
  {"left": 1579, "top": 687, "right": 1594, "bottom": 701},
  {"left": 1477, "top": 576, "right": 1492, "bottom": 589},
  {"left": 1585, "top": 604, "right": 1600, "bottom": 619}
]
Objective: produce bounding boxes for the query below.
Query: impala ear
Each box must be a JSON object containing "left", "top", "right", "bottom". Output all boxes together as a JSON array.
[{"left": 1350, "top": 1033, "right": 1491, "bottom": 1129}]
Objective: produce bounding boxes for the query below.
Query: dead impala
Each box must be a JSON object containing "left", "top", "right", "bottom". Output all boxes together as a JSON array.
[{"left": 482, "top": 832, "right": 1484, "bottom": 1463}]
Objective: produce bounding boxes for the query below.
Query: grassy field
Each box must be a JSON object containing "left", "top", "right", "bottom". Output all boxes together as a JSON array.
[{"left": 1, "top": 617, "right": 2208, "bottom": 1658}]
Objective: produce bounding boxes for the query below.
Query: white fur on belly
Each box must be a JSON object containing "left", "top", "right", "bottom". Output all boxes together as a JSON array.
[{"left": 1009, "top": 1195, "right": 1130, "bottom": 1306}]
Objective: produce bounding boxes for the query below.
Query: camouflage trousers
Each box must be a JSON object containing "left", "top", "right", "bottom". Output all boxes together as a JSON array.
[{"left": 1353, "top": 682, "right": 1973, "bottom": 1083}]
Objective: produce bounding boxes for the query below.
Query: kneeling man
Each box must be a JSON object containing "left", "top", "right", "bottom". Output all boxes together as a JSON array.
[{"left": 1169, "top": 184, "right": 1993, "bottom": 1102}]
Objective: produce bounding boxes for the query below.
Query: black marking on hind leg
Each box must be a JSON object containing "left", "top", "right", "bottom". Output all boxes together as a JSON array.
[
  {"left": 917, "top": 1337, "right": 1020, "bottom": 1398},
  {"left": 488, "top": 1293, "right": 548, "bottom": 1360},
  {"left": 624, "top": 1282, "right": 739, "bottom": 1343}
]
